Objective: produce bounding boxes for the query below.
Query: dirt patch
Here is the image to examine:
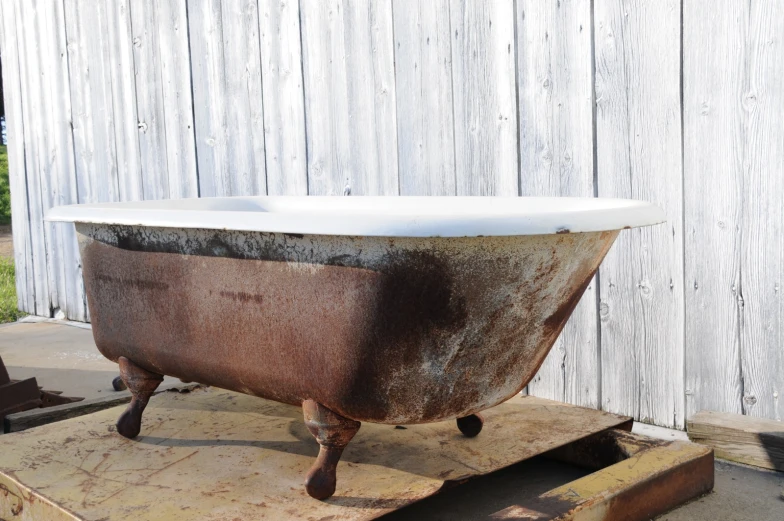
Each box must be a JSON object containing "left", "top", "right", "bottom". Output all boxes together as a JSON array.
[{"left": 0, "top": 224, "right": 12, "bottom": 259}]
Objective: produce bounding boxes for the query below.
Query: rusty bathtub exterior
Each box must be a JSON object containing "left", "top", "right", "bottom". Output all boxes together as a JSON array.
[{"left": 77, "top": 223, "right": 618, "bottom": 425}]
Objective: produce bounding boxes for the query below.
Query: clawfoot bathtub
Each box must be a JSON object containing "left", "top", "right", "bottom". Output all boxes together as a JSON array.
[{"left": 47, "top": 196, "right": 664, "bottom": 499}]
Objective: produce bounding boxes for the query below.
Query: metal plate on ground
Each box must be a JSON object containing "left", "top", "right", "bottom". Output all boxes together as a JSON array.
[{"left": 0, "top": 388, "right": 631, "bottom": 520}]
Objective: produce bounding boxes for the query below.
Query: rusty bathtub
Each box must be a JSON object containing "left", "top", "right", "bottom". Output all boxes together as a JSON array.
[{"left": 47, "top": 196, "right": 664, "bottom": 499}]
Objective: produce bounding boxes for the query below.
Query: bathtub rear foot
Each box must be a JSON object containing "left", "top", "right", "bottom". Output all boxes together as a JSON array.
[
  {"left": 302, "top": 399, "right": 361, "bottom": 500},
  {"left": 116, "top": 356, "right": 163, "bottom": 439},
  {"left": 457, "top": 413, "right": 484, "bottom": 438}
]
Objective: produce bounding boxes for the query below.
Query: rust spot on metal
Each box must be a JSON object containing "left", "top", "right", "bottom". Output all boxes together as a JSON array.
[
  {"left": 543, "top": 270, "right": 595, "bottom": 337},
  {"left": 97, "top": 274, "right": 169, "bottom": 291},
  {"left": 115, "top": 357, "right": 163, "bottom": 439},
  {"left": 219, "top": 290, "right": 264, "bottom": 305},
  {"left": 302, "top": 400, "right": 361, "bottom": 499}
]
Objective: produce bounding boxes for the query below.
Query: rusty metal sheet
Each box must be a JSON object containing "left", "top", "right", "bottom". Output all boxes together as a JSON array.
[
  {"left": 0, "top": 388, "right": 631, "bottom": 521},
  {"left": 77, "top": 224, "right": 618, "bottom": 425}
]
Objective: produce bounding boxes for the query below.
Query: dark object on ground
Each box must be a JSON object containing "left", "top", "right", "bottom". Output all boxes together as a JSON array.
[
  {"left": 0, "top": 355, "right": 84, "bottom": 428},
  {"left": 112, "top": 375, "right": 127, "bottom": 391}
]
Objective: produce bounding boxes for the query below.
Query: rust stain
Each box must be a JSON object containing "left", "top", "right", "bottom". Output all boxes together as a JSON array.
[
  {"left": 96, "top": 274, "right": 169, "bottom": 291},
  {"left": 78, "top": 225, "right": 620, "bottom": 427},
  {"left": 218, "top": 290, "right": 264, "bottom": 305},
  {"left": 542, "top": 270, "right": 595, "bottom": 337}
]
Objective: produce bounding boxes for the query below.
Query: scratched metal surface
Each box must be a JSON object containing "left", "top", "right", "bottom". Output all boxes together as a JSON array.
[
  {"left": 0, "top": 388, "right": 630, "bottom": 521},
  {"left": 76, "top": 224, "right": 619, "bottom": 425}
]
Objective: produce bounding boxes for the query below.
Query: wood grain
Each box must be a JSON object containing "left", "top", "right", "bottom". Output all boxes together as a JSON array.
[
  {"left": 41, "top": 0, "right": 84, "bottom": 322},
  {"left": 220, "top": 0, "right": 267, "bottom": 196},
  {"left": 15, "top": 0, "right": 53, "bottom": 318},
  {"left": 64, "top": 0, "right": 121, "bottom": 205},
  {"left": 688, "top": 410, "right": 784, "bottom": 471},
  {"left": 683, "top": 0, "right": 747, "bottom": 419},
  {"left": 736, "top": 1, "right": 784, "bottom": 422},
  {"left": 517, "top": 0, "right": 598, "bottom": 409},
  {"left": 187, "top": 0, "right": 230, "bottom": 197},
  {"left": 127, "top": 0, "right": 163, "bottom": 201},
  {"left": 156, "top": 0, "right": 199, "bottom": 199},
  {"left": 393, "top": 0, "right": 455, "bottom": 196},
  {"left": 258, "top": 0, "right": 308, "bottom": 195},
  {"left": 595, "top": 0, "right": 685, "bottom": 428},
  {"left": 449, "top": 0, "right": 518, "bottom": 196},
  {"left": 189, "top": 0, "right": 267, "bottom": 197},
  {"left": 300, "top": 0, "right": 399, "bottom": 196}
]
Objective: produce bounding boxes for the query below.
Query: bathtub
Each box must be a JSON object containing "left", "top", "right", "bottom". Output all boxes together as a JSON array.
[{"left": 47, "top": 196, "right": 664, "bottom": 499}]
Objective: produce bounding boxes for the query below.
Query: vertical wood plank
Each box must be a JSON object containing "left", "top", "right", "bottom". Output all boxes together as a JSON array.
[
  {"left": 595, "top": 0, "right": 684, "bottom": 427},
  {"left": 450, "top": 0, "right": 518, "bottom": 196},
  {"left": 33, "top": 1, "right": 65, "bottom": 317},
  {"left": 300, "top": 0, "right": 399, "bottom": 196},
  {"left": 258, "top": 0, "right": 308, "bottom": 195},
  {"left": 685, "top": 0, "right": 784, "bottom": 421},
  {"left": 738, "top": 1, "right": 784, "bottom": 421},
  {"left": 16, "top": 0, "right": 53, "bottom": 316},
  {"left": 517, "top": 0, "right": 599, "bottom": 408},
  {"left": 42, "top": 0, "right": 85, "bottom": 321},
  {"left": 0, "top": 0, "right": 34, "bottom": 314},
  {"left": 188, "top": 0, "right": 266, "bottom": 198},
  {"left": 683, "top": 1, "right": 745, "bottom": 419},
  {"left": 220, "top": 0, "right": 267, "bottom": 196},
  {"left": 156, "top": 0, "right": 199, "bottom": 199},
  {"left": 392, "top": 0, "right": 456, "bottom": 196},
  {"left": 128, "top": 0, "right": 167, "bottom": 201},
  {"left": 187, "top": 0, "right": 229, "bottom": 197},
  {"left": 64, "top": 0, "right": 121, "bottom": 205},
  {"left": 107, "top": 0, "right": 144, "bottom": 203}
]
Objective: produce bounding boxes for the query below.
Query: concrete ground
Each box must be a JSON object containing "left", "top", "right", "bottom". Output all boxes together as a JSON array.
[
  {"left": 0, "top": 320, "right": 182, "bottom": 399},
  {"left": 1, "top": 320, "right": 783, "bottom": 520}
]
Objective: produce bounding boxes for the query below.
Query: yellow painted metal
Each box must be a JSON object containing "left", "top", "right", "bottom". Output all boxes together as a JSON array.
[
  {"left": 0, "top": 388, "right": 630, "bottom": 521},
  {"left": 0, "top": 474, "right": 79, "bottom": 521},
  {"left": 546, "top": 441, "right": 710, "bottom": 518},
  {"left": 489, "top": 431, "right": 714, "bottom": 520}
]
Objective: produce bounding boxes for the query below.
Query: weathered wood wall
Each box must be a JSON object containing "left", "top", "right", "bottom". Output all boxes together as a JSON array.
[{"left": 1, "top": 0, "right": 782, "bottom": 429}]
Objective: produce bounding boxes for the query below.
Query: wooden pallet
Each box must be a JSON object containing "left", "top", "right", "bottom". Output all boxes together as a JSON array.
[{"left": 0, "top": 388, "right": 713, "bottom": 521}]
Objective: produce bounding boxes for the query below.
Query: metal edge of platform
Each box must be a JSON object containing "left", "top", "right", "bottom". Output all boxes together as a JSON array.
[
  {"left": 490, "top": 429, "right": 715, "bottom": 521},
  {"left": 0, "top": 473, "right": 80, "bottom": 521},
  {"left": 3, "top": 385, "right": 201, "bottom": 434},
  {"left": 0, "top": 389, "right": 713, "bottom": 521}
]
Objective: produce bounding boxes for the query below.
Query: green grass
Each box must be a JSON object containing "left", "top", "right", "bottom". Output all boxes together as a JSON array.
[
  {"left": 0, "top": 257, "right": 23, "bottom": 323},
  {"left": 0, "top": 145, "right": 10, "bottom": 224},
  {"left": 0, "top": 144, "right": 20, "bottom": 322}
]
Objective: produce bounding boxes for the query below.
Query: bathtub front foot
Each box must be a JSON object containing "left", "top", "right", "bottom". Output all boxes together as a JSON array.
[
  {"left": 116, "top": 356, "right": 163, "bottom": 439},
  {"left": 302, "top": 399, "right": 361, "bottom": 500},
  {"left": 457, "top": 413, "right": 484, "bottom": 438}
]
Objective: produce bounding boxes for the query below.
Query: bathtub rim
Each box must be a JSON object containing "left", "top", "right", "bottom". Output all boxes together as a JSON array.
[{"left": 46, "top": 195, "right": 665, "bottom": 238}]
